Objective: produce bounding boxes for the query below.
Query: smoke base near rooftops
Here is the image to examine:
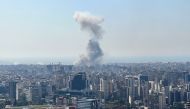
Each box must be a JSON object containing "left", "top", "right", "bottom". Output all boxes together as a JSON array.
[{"left": 73, "top": 11, "right": 104, "bottom": 66}]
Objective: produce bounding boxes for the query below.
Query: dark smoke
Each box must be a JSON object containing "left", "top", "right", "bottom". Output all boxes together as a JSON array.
[{"left": 74, "top": 11, "right": 104, "bottom": 66}]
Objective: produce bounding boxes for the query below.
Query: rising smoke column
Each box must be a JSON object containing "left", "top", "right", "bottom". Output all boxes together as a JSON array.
[{"left": 74, "top": 11, "right": 104, "bottom": 66}]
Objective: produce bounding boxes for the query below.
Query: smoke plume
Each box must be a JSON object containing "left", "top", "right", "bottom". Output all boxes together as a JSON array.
[{"left": 74, "top": 11, "right": 104, "bottom": 66}]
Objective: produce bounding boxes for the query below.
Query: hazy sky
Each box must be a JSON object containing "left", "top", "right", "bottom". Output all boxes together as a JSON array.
[{"left": 0, "top": 0, "right": 190, "bottom": 60}]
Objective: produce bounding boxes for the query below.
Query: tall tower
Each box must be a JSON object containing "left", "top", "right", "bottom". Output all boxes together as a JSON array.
[
  {"left": 159, "top": 88, "right": 166, "bottom": 109},
  {"left": 9, "top": 81, "right": 17, "bottom": 105},
  {"left": 29, "top": 83, "right": 42, "bottom": 105},
  {"left": 138, "top": 75, "right": 149, "bottom": 106},
  {"left": 100, "top": 78, "right": 104, "bottom": 92},
  {"left": 71, "top": 72, "right": 87, "bottom": 90},
  {"left": 99, "top": 77, "right": 109, "bottom": 100},
  {"left": 125, "top": 75, "right": 138, "bottom": 104}
]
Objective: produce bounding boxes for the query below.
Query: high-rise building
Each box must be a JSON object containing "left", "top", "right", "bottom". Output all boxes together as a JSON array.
[
  {"left": 99, "top": 77, "right": 109, "bottom": 100},
  {"left": 125, "top": 75, "right": 138, "bottom": 104},
  {"left": 54, "top": 74, "right": 64, "bottom": 89},
  {"left": 9, "top": 81, "right": 17, "bottom": 105},
  {"left": 100, "top": 78, "right": 104, "bottom": 92},
  {"left": 187, "top": 92, "right": 190, "bottom": 101},
  {"left": 159, "top": 88, "right": 166, "bottom": 109},
  {"left": 29, "top": 83, "right": 42, "bottom": 105},
  {"left": 138, "top": 75, "right": 149, "bottom": 106},
  {"left": 183, "top": 72, "right": 190, "bottom": 83},
  {"left": 169, "top": 88, "right": 182, "bottom": 105},
  {"left": 71, "top": 72, "right": 87, "bottom": 90},
  {"left": 40, "top": 82, "right": 48, "bottom": 98},
  {"left": 169, "top": 90, "right": 174, "bottom": 105},
  {"left": 108, "top": 79, "right": 114, "bottom": 96}
]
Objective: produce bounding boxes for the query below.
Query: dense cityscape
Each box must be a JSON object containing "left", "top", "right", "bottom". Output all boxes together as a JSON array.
[
  {"left": 0, "top": 62, "right": 189, "bottom": 108},
  {"left": 1, "top": 0, "right": 190, "bottom": 109}
]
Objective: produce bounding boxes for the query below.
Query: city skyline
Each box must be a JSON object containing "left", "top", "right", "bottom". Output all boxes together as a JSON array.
[
  {"left": 0, "top": 0, "right": 190, "bottom": 63},
  {"left": 1, "top": 1, "right": 190, "bottom": 109}
]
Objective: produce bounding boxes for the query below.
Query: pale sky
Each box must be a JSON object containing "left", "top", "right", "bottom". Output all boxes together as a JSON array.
[{"left": 0, "top": 0, "right": 190, "bottom": 61}]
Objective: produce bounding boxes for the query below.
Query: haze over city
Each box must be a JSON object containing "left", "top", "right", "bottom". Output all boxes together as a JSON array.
[
  {"left": 1, "top": 1, "right": 190, "bottom": 109},
  {"left": 0, "top": 0, "right": 190, "bottom": 64}
]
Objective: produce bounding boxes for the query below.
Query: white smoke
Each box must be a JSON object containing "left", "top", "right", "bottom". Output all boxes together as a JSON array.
[{"left": 74, "top": 11, "right": 104, "bottom": 66}]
